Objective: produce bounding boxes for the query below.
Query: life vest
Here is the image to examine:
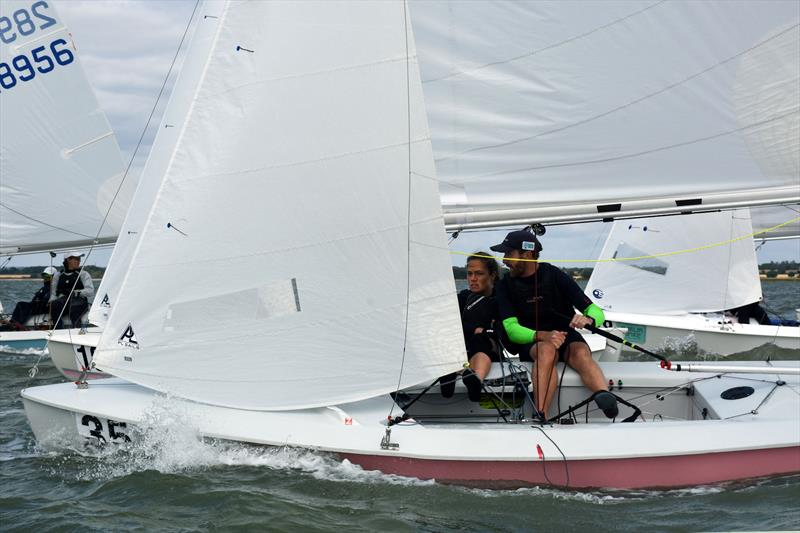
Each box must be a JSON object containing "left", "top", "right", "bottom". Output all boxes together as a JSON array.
[{"left": 56, "top": 270, "right": 84, "bottom": 298}]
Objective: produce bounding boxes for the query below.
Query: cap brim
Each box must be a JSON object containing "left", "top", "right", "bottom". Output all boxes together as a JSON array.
[{"left": 489, "top": 244, "right": 514, "bottom": 253}]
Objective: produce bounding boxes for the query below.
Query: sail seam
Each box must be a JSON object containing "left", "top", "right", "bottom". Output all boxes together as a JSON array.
[
  {"left": 434, "top": 23, "right": 800, "bottom": 164},
  {"left": 471, "top": 108, "right": 799, "bottom": 178},
  {"left": 423, "top": 0, "right": 667, "bottom": 84}
]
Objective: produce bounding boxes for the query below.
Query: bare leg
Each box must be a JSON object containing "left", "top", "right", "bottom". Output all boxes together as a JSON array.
[
  {"left": 565, "top": 343, "right": 607, "bottom": 392},
  {"left": 530, "top": 342, "right": 558, "bottom": 416},
  {"left": 468, "top": 352, "right": 492, "bottom": 381}
]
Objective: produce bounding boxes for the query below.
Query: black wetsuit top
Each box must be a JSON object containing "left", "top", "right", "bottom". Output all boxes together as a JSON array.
[
  {"left": 458, "top": 289, "right": 498, "bottom": 340},
  {"left": 496, "top": 263, "right": 593, "bottom": 334}
]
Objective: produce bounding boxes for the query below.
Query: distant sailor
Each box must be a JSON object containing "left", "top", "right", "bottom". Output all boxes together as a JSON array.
[
  {"left": 4, "top": 267, "right": 57, "bottom": 329},
  {"left": 49, "top": 251, "right": 94, "bottom": 329},
  {"left": 491, "top": 229, "right": 618, "bottom": 420}
]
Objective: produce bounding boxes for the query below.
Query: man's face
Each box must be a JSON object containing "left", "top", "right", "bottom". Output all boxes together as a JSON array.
[
  {"left": 503, "top": 249, "right": 529, "bottom": 277},
  {"left": 66, "top": 256, "right": 81, "bottom": 269}
]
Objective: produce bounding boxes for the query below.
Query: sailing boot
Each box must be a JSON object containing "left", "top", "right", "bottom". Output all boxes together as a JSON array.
[
  {"left": 594, "top": 390, "right": 619, "bottom": 419},
  {"left": 438, "top": 373, "right": 457, "bottom": 398},
  {"left": 462, "top": 369, "right": 482, "bottom": 402}
]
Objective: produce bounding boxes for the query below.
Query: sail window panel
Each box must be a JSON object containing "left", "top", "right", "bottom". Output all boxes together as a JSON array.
[
  {"left": 163, "top": 279, "right": 300, "bottom": 333},
  {"left": 613, "top": 242, "right": 668, "bottom": 276}
]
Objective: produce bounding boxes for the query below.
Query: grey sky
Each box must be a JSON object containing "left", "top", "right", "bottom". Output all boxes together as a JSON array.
[{"left": 6, "top": 0, "right": 798, "bottom": 268}]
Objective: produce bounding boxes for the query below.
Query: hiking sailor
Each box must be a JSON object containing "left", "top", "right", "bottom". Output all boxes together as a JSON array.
[
  {"left": 456, "top": 251, "right": 501, "bottom": 401},
  {"left": 491, "top": 229, "right": 618, "bottom": 420}
]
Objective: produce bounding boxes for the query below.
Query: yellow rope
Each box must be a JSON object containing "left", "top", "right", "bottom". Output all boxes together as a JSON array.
[{"left": 450, "top": 215, "right": 800, "bottom": 264}]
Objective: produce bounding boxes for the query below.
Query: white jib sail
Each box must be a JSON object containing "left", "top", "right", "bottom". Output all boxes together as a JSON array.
[
  {"left": 93, "top": 0, "right": 466, "bottom": 410},
  {"left": 407, "top": 1, "right": 800, "bottom": 228},
  {"left": 0, "top": 0, "right": 128, "bottom": 254},
  {"left": 89, "top": 2, "right": 218, "bottom": 328},
  {"left": 585, "top": 209, "right": 762, "bottom": 315}
]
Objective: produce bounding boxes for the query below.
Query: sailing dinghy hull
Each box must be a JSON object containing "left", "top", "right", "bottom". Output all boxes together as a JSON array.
[
  {"left": 21, "top": 362, "right": 800, "bottom": 489},
  {"left": 607, "top": 311, "right": 800, "bottom": 356},
  {"left": 0, "top": 330, "right": 49, "bottom": 354}
]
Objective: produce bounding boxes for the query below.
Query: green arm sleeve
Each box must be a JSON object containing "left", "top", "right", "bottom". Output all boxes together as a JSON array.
[
  {"left": 583, "top": 303, "right": 605, "bottom": 327},
  {"left": 502, "top": 317, "right": 536, "bottom": 344}
]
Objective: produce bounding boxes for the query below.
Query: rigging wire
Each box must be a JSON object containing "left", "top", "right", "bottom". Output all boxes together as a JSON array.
[{"left": 388, "top": 0, "right": 414, "bottom": 422}]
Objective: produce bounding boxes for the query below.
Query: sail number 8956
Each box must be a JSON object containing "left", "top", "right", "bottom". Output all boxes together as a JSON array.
[{"left": 0, "top": 38, "right": 73, "bottom": 91}]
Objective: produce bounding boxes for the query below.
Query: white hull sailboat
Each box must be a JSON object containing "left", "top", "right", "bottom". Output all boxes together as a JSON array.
[
  {"left": 21, "top": 1, "right": 800, "bottom": 489},
  {"left": 586, "top": 210, "right": 800, "bottom": 357},
  {"left": 22, "top": 361, "right": 800, "bottom": 489}
]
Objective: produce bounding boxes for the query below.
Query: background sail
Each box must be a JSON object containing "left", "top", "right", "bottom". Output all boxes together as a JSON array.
[
  {"left": 585, "top": 210, "right": 762, "bottom": 315},
  {"left": 88, "top": 3, "right": 214, "bottom": 327},
  {"left": 93, "top": 0, "right": 466, "bottom": 410},
  {"left": 0, "top": 0, "right": 129, "bottom": 254},
  {"left": 407, "top": 1, "right": 800, "bottom": 228}
]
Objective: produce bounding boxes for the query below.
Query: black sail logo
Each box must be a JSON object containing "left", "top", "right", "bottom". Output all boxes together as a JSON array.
[
  {"left": 118, "top": 323, "right": 140, "bottom": 349},
  {"left": 100, "top": 293, "right": 111, "bottom": 307}
]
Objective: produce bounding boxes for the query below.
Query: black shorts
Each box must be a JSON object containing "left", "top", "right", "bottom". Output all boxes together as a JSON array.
[
  {"left": 466, "top": 332, "right": 502, "bottom": 362},
  {"left": 518, "top": 329, "right": 589, "bottom": 363}
]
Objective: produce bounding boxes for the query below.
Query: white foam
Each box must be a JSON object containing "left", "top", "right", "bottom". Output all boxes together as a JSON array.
[
  {"left": 0, "top": 345, "right": 47, "bottom": 356},
  {"left": 66, "top": 395, "right": 431, "bottom": 486}
]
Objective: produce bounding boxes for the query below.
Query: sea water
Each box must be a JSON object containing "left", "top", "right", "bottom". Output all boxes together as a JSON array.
[{"left": 1, "top": 280, "right": 799, "bottom": 531}]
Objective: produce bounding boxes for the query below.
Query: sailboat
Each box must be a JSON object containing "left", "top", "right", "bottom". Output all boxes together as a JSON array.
[
  {"left": 21, "top": 1, "right": 800, "bottom": 489},
  {"left": 0, "top": 0, "right": 130, "bottom": 353},
  {"left": 586, "top": 209, "right": 800, "bottom": 356}
]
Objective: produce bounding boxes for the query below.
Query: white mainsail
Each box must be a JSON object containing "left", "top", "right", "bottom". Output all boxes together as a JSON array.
[
  {"left": 585, "top": 209, "right": 762, "bottom": 315},
  {"left": 407, "top": 1, "right": 799, "bottom": 228},
  {"left": 92, "top": 0, "right": 466, "bottom": 410},
  {"left": 0, "top": 0, "right": 129, "bottom": 254}
]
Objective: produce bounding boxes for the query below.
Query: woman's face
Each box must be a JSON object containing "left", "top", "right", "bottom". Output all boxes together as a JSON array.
[{"left": 467, "top": 259, "right": 494, "bottom": 295}]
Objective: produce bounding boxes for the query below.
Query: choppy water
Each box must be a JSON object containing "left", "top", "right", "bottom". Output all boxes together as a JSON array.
[{"left": 2, "top": 280, "right": 799, "bottom": 531}]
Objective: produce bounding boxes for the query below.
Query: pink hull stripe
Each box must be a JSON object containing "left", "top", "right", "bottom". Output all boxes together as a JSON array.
[
  {"left": 342, "top": 446, "right": 800, "bottom": 489},
  {"left": 61, "top": 368, "right": 110, "bottom": 381}
]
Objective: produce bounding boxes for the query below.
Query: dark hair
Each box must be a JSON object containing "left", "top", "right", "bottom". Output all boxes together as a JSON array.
[{"left": 466, "top": 251, "right": 499, "bottom": 280}]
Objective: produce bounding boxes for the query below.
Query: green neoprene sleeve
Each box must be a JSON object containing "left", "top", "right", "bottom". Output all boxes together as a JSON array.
[
  {"left": 583, "top": 303, "right": 605, "bottom": 327},
  {"left": 502, "top": 316, "right": 536, "bottom": 344}
]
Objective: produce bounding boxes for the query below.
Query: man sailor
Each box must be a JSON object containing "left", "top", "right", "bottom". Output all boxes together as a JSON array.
[
  {"left": 49, "top": 251, "right": 94, "bottom": 328},
  {"left": 491, "top": 229, "right": 618, "bottom": 420},
  {"left": 6, "top": 266, "right": 57, "bottom": 328}
]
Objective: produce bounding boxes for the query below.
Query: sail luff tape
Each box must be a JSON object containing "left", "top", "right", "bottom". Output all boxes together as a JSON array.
[{"left": 62, "top": 132, "right": 115, "bottom": 158}]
